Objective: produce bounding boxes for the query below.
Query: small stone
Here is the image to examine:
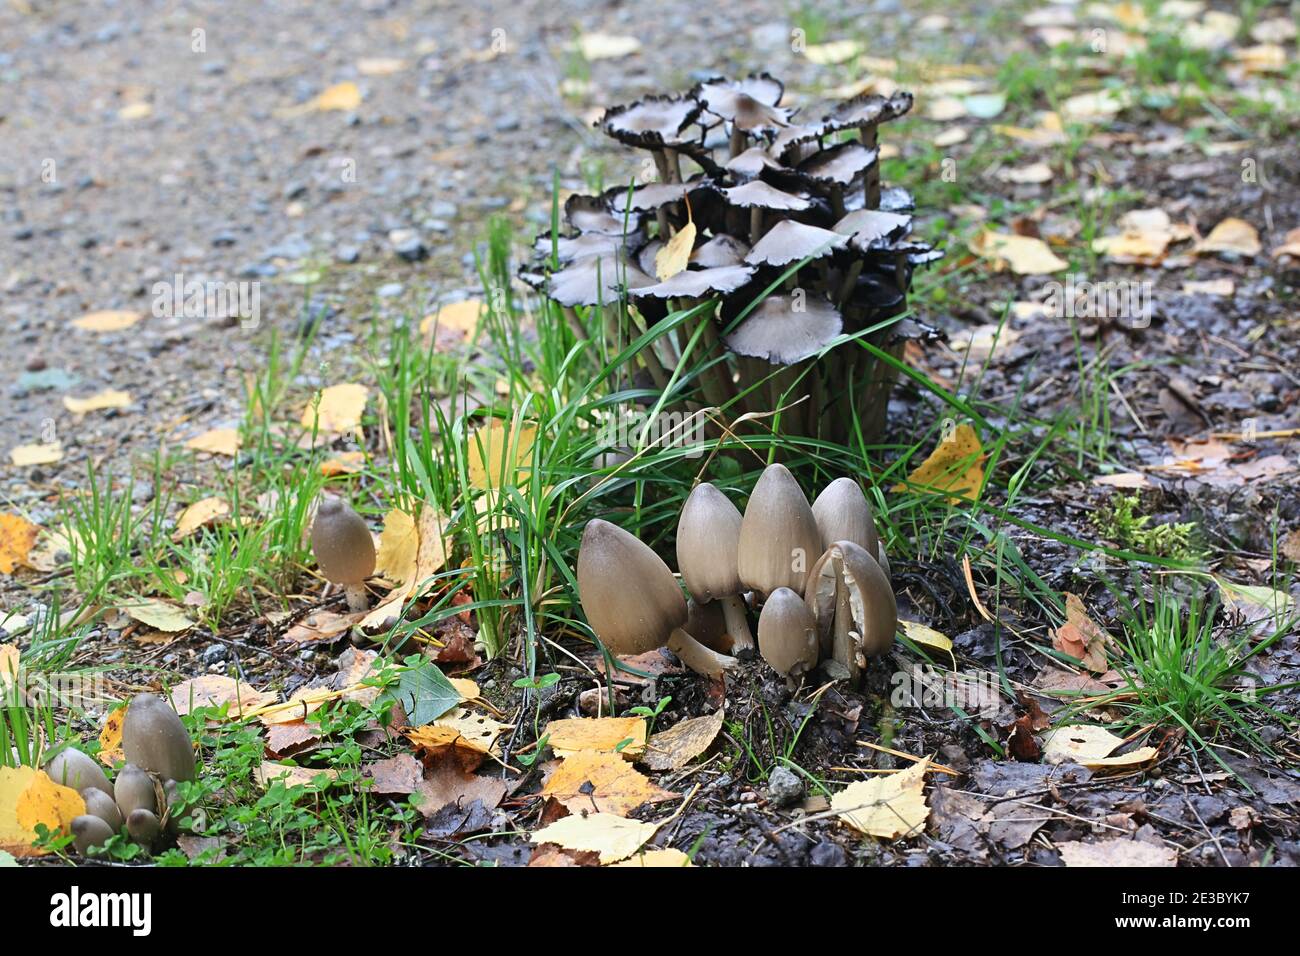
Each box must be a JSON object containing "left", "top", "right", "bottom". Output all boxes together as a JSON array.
[
  {"left": 335, "top": 244, "right": 360, "bottom": 264},
  {"left": 809, "top": 841, "right": 848, "bottom": 866},
  {"left": 199, "top": 644, "right": 228, "bottom": 666},
  {"left": 376, "top": 282, "right": 404, "bottom": 298},
  {"left": 283, "top": 181, "right": 308, "bottom": 200},
  {"left": 389, "top": 228, "right": 427, "bottom": 261},
  {"left": 766, "top": 767, "right": 804, "bottom": 807}
]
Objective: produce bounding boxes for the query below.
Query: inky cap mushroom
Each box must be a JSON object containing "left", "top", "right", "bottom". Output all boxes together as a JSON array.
[
  {"left": 811, "top": 477, "right": 880, "bottom": 556},
  {"left": 758, "top": 587, "right": 819, "bottom": 683},
  {"left": 311, "top": 496, "right": 377, "bottom": 612},
  {"left": 737, "top": 463, "right": 822, "bottom": 598},
  {"left": 806, "top": 540, "right": 897, "bottom": 685},
  {"left": 547, "top": 254, "right": 654, "bottom": 308},
  {"left": 71, "top": 815, "right": 115, "bottom": 855},
  {"left": 125, "top": 808, "right": 162, "bottom": 848},
  {"left": 724, "top": 294, "right": 842, "bottom": 365},
  {"left": 113, "top": 764, "right": 157, "bottom": 818},
  {"left": 43, "top": 747, "right": 113, "bottom": 797},
  {"left": 82, "top": 788, "right": 124, "bottom": 831},
  {"left": 691, "top": 233, "right": 751, "bottom": 268},
  {"left": 631, "top": 264, "right": 755, "bottom": 300},
  {"left": 744, "top": 220, "right": 848, "bottom": 267},
  {"left": 577, "top": 519, "right": 736, "bottom": 677},
  {"left": 121, "top": 693, "right": 196, "bottom": 783},
  {"left": 676, "top": 483, "right": 756, "bottom": 652}
]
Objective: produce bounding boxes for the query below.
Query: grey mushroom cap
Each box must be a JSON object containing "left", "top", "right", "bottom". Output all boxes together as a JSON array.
[
  {"left": 821, "top": 90, "right": 914, "bottom": 133},
  {"left": 598, "top": 95, "right": 704, "bottom": 147},
  {"left": 125, "top": 808, "right": 162, "bottom": 847},
  {"left": 43, "top": 747, "right": 113, "bottom": 797},
  {"left": 577, "top": 519, "right": 688, "bottom": 656},
  {"left": 676, "top": 483, "right": 744, "bottom": 603},
  {"left": 113, "top": 764, "right": 157, "bottom": 818},
  {"left": 724, "top": 147, "right": 784, "bottom": 180},
  {"left": 631, "top": 264, "right": 755, "bottom": 299},
  {"left": 832, "top": 209, "right": 913, "bottom": 251},
  {"left": 82, "top": 787, "right": 124, "bottom": 831},
  {"left": 71, "top": 815, "right": 115, "bottom": 855},
  {"left": 548, "top": 254, "right": 654, "bottom": 307},
  {"left": 724, "top": 294, "right": 843, "bottom": 365},
  {"left": 605, "top": 181, "right": 690, "bottom": 214},
  {"left": 122, "top": 694, "right": 196, "bottom": 783},
  {"left": 565, "top": 193, "right": 644, "bottom": 237},
  {"left": 811, "top": 478, "right": 880, "bottom": 556},
  {"left": 721, "top": 180, "right": 811, "bottom": 211},
  {"left": 744, "top": 220, "right": 848, "bottom": 267},
  {"left": 535, "top": 231, "right": 633, "bottom": 265},
  {"left": 806, "top": 540, "right": 897, "bottom": 660},
  {"left": 727, "top": 94, "right": 792, "bottom": 135},
  {"left": 757, "top": 587, "right": 819, "bottom": 679},
  {"left": 691, "top": 234, "right": 750, "bottom": 268},
  {"left": 737, "top": 463, "right": 823, "bottom": 597},
  {"left": 311, "top": 496, "right": 376, "bottom": 588},
  {"left": 797, "top": 141, "right": 879, "bottom": 187}
]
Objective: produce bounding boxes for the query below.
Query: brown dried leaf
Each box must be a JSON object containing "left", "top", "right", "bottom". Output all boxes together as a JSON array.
[{"left": 639, "top": 710, "right": 724, "bottom": 771}]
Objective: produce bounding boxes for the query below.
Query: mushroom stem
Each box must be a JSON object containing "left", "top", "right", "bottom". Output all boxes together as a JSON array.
[
  {"left": 749, "top": 207, "right": 764, "bottom": 245},
  {"left": 667, "top": 627, "right": 740, "bottom": 677},
  {"left": 837, "top": 260, "right": 864, "bottom": 309},
  {"left": 719, "top": 595, "right": 755, "bottom": 652},
  {"left": 830, "top": 557, "right": 861, "bottom": 687},
  {"left": 860, "top": 125, "right": 881, "bottom": 208},
  {"left": 729, "top": 126, "right": 747, "bottom": 159},
  {"left": 344, "top": 583, "right": 369, "bottom": 613}
]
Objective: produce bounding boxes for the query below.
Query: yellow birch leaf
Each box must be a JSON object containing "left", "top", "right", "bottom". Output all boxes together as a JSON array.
[
  {"left": 609, "top": 848, "right": 693, "bottom": 867},
  {"left": 98, "top": 705, "right": 126, "bottom": 767},
  {"left": 63, "top": 389, "right": 132, "bottom": 414},
  {"left": 169, "top": 675, "right": 277, "bottom": 718},
  {"left": 301, "top": 383, "right": 368, "bottom": 433},
  {"left": 360, "top": 507, "right": 448, "bottom": 630},
  {"left": 639, "top": 710, "right": 723, "bottom": 771},
  {"left": 969, "top": 230, "right": 1068, "bottom": 274},
  {"left": 372, "top": 509, "right": 418, "bottom": 584},
  {"left": 530, "top": 812, "right": 660, "bottom": 864},
  {"left": 1194, "top": 217, "right": 1262, "bottom": 257},
  {"left": 255, "top": 762, "right": 338, "bottom": 789},
  {"left": 1042, "top": 724, "right": 1157, "bottom": 770},
  {"left": 122, "top": 599, "right": 194, "bottom": 633},
  {"left": 831, "top": 759, "right": 930, "bottom": 839},
  {"left": 9, "top": 443, "right": 63, "bottom": 467},
  {"left": 319, "top": 451, "right": 366, "bottom": 476},
  {"left": 419, "top": 299, "right": 483, "bottom": 344},
  {"left": 71, "top": 310, "right": 141, "bottom": 332},
  {"left": 467, "top": 419, "right": 537, "bottom": 490},
  {"left": 899, "top": 620, "right": 955, "bottom": 658},
  {"left": 544, "top": 716, "right": 647, "bottom": 759},
  {"left": 894, "top": 423, "right": 985, "bottom": 502},
  {"left": 1, "top": 766, "right": 85, "bottom": 856},
  {"left": 541, "top": 750, "right": 675, "bottom": 816},
  {"left": 654, "top": 221, "right": 696, "bottom": 280},
  {"left": 171, "top": 496, "right": 230, "bottom": 541},
  {"left": 312, "top": 81, "right": 362, "bottom": 112},
  {"left": 0, "top": 514, "right": 41, "bottom": 574},
  {"left": 184, "top": 428, "right": 241, "bottom": 457}
]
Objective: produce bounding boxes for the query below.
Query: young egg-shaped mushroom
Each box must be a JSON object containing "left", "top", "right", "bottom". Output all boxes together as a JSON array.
[
  {"left": 125, "top": 808, "right": 162, "bottom": 848},
  {"left": 82, "top": 787, "right": 124, "bottom": 831},
  {"left": 71, "top": 815, "right": 115, "bottom": 855},
  {"left": 113, "top": 764, "right": 157, "bottom": 818},
  {"left": 577, "top": 519, "right": 737, "bottom": 677},
  {"left": 122, "top": 694, "right": 195, "bottom": 783},
  {"left": 676, "top": 483, "right": 755, "bottom": 652},
  {"left": 43, "top": 747, "right": 113, "bottom": 797},
  {"left": 811, "top": 477, "right": 880, "bottom": 556},
  {"left": 806, "top": 541, "right": 897, "bottom": 685},
  {"left": 311, "top": 496, "right": 376, "bottom": 612},
  {"left": 737, "top": 464, "right": 822, "bottom": 599},
  {"left": 757, "top": 587, "right": 819, "bottom": 684}
]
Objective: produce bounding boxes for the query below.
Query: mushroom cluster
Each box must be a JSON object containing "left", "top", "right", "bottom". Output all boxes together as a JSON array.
[
  {"left": 577, "top": 464, "right": 896, "bottom": 687},
  {"left": 44, "top": 694, "right": 195, "bottom": 855},
  {"left": 525, "top": 75, "right": 941, "bottom": 443}
]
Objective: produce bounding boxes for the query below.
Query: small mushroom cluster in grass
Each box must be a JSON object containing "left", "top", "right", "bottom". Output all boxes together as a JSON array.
[
  {"left": 578, "top": 464, "right": 896, "bottom": 686},
  {"left": 44, "top": 694, "right": 194, "bottom": 855},
  {"left": 524, "top": 74, "right": 941, "bottom": 443}
]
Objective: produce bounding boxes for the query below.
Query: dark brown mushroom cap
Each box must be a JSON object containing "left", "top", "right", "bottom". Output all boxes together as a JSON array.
[
  {"left": 125, "top": 808, "right": 162, "bottom": 847},
  {"left": 686, "top": 597, "right": 731, "bottom": 653},
  {"left": 311, "top": 496, "right": 376, "bottom": 587},
  {"left": 676, "top": 483, "right": 744, "bottom": 603},
  {"left": 744, "top": 220, "right": 848, "bottom": 267},
  {"left": 737, "top": 463, "right": 822, "bottom": 597},
  {"left": 727, "top": 94, "right": 793, "bottom": 135},
  {"left": 694, "top": 73, "right": 785, "bottom": 116},
  {"left": 797, "top": 141, "right": 879, "bottom": 187},
  {"left": 805, "top": 540, "right": 897, "bottom": 659},
  {"left": 548, "top": 254, "right": 654, "bottom": 307},
  {"left": 691, "top": 233, "right": 750, "bottom": 268},
  {"left": 113, "top": 764, "right": 157, "bottom": 817},
  {"left": 725, "top": 146, "right": 784, "bottom": 180},
  {"left": 43, "top": 747, "right": 113, "bottom": 797},
  {"left": 82, "top": 788, "right": 124, "bottom": 831},
  {"left": 577, "top": 519, "right": 688, "bottom": 656},
  {"left": 833, "top": 209, "right": 913, "bottom": 251},
  {"left": 724, "top": 294, "right": 843, "bottom": 365},
  {"left": 757, "top": 587, "right": 819, "bottom": 678},
  {"left": 565, "top": 193, "right": 644, "bottom": 237},
  {"left": 122, "top": 694, "right": 196, "bottom": 783},
  {"left": 598, "top": 94, "right": 704, "bottom": 147},
  {"left": 811, "top": 478, "right": 880, "bottom": 556},
  {"left": 631, "top": 264, "right": 755, "bottom": 299},
  {"left": 821, "top": 90, "right": 914, "bottom": 133},
  {"left": 71, "top": 815, "right": 114, "bottom": 854}
]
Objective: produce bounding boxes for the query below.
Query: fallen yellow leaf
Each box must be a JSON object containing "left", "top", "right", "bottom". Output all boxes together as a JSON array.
[
  {"left": 63, "top": 389, "right": 132, "bottom": 415},
  {"left": 372, "top": 509, "right": 418, "bottom": 585},
  {"left": 0, "top": 513, "right": 40, "bottom": 574},
  {"left": 301, "top": 383, "right": 369, "bottom": 434},
  {"left": 360, "top": 507, "right": 448, "bottom": 630},
  {"left": 541, "top": 750, "right": 675, "bottom": 815},
  {"left": 899, "top": 620, "right": 955, "bottom": 658},
  {"left": 0, "top": 766, "right": 85, "bottom": 856},
  {"left": 171, "top": 496, "right": 230, "bottom": 541},
  {"left": 9, "top": 443, "right": 63, "bottom": 467},
  {"left": 608, "top": 848, "right": 693, "bottom": 867},
  {"left": 970, "top": 230, "right": 1068, "bottom": 274},
  {"left": 467, "top": 419, "right": 537, "bottom": 490},
  {"left": 1195, "top": 217, "right": 1261, "bottom": 258},
  {"left": 544, "top": 716, "right": 647, "bottom": 759},
  {"left": 530, "top": 812, "right": 660, "bottom": 864},
  {"left": 576, "top": 32, "right": 642, "bottom": 60},
  {"left": 894, "top": 423, "right": 985, "bottom": 502},
  {"left": 639, "top": 710, "right": 723, "bottom": 771},
  {"left": 169, "top": 675, "right": 276, "bottom": 717},
  {"left": 407, "top": 708, "right": 509, "bottom": 758},
  {"left": 419, "top": 300, "right": 483, "bottom": 347},
  {"left": 312, "top": 81, "right": 362, "bottom": 112},
  {"left": 319, "top": 451, "right": 366, "bottom": 476},
  {"left": 121, "top": 599, "right": 194, "bottom": 633},
  {"left": 1042, "top": 724, "right": 1157, "bottom": 770},
  {"left": 255, "top": 762, "right": 338, "bottom": 789},
  {"left": 98, "top": 705, "right": 126, "bottom": 767},
  {"left": 184, "top": 428, "right": 241, "bottom": 457},
  {"left": 71, "top": 310, "right": 141, "bottom": 332},
  {"left": 831, "top": 759, "right": 930, "bottom": 839},
  {"left": 654, "top": 221, "right": 696, "bottom": 280}
]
